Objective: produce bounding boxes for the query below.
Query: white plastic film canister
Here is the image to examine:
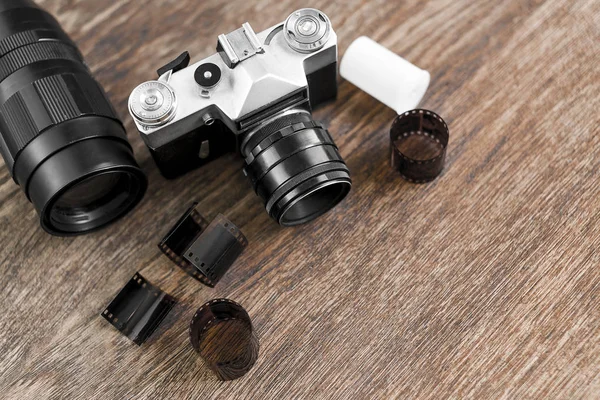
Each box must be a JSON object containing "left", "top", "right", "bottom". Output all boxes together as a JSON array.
[{"left": 340, "top": 36, "right": 430, "bottom": 114}]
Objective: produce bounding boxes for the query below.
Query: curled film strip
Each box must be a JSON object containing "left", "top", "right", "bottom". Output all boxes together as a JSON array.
[
  {"left": 159, "top": 203, "right": 248, "bottom": 287},
  {"left": 101, "top": 273, "right": 177, "bottom": 345},
  {"left": 189, "top": 298, "right": 259, "bottom": 381},
  {"left": 390, "top": 109, "right": 449, "bottom": 183}
]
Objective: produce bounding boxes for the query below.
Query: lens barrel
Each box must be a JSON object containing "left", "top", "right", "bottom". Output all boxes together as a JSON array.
[
  {"left": 242, "top": 110, "right": 351, "bottom": 226},
  {"left": 0, "top": 0, "right": 147, "bottom": 235}
]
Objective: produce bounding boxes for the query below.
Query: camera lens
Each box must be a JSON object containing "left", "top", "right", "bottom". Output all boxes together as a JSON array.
[
  {"left": 0, "top": 1, "right": 147, "bottom": 235},
  {"left": 46, "top": 171, "right": 141, "bottom": 233},
  {"left": 242, "top": 110, "right": 351, "bottom": 226}
]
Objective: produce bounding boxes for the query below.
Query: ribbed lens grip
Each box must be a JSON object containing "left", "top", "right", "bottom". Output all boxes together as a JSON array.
[
  {"left": 0, "top": 4, "right": 73, "bottom": 58},
  {"left": 0, "top": 41, "right": 81, "bottom": 83},
  {"left": 0, "top": 0, "right": 147, "bottom": 236},
  {"left": 0, "top": 30, "right": 39, "bottom": 57},
  {"left": 0, "top": 71, "right": 119, "bottom": 170}
]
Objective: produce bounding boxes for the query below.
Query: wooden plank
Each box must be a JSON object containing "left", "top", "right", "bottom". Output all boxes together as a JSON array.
[{"left": 0, "top": 0, "right": 599, "bottom": 398}]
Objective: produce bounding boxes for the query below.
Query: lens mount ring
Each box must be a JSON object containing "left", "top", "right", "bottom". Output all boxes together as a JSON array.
[
  {"left": 13, "top": 117, "right": 130, "bottom": 191},
  {"left": 240, "top": 108, "right": 312, "bottom": 156}
]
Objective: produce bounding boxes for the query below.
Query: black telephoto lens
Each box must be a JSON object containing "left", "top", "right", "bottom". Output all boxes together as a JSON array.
[
  {"left": 0, "top": 0, "right": 147, "bottom": 235},
  {"left": 242, "top": 109, "right": 351, "bottom": 226}
]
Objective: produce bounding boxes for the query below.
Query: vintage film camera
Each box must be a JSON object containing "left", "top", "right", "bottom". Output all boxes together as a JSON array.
[{"left": 129, "top": 9, "right": 351, "bottom": 226}]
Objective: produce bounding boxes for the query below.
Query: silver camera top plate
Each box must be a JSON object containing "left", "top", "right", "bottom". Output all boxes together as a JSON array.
[{"left": 129, "top": 9, "right": 337, "bottom": 146}]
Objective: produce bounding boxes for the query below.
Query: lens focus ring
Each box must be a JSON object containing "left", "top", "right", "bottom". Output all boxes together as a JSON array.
[
  {"left": 243, "top": 110, "right": 351, "bottom": 226},
  {"left": 0, "top": 30, "right": 63, "bottom": 58},
  {"left": 0, "top": 71, "right": 118, "bottom": 170},
  {"left": 0, "top": 5, "right": 72, "bottom": 57},
  {"left": 0, "top": 41, "right": 81, "bottom": 84},
  {"left": 244, "top": 126, "right": 337, "bottom": 188}
]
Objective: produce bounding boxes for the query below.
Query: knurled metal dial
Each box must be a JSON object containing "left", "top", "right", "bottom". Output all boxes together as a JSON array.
[
  {"left": 128, "top": 80, "right": 177, "bottom": 128},
  {"left": 283, "top": 9, "right": 331, "bottom": 53}
]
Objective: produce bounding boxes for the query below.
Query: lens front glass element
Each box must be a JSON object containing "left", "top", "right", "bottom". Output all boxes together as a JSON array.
[
  {"left": 49, "top": 171, "right": 139, "bottom": 233},
  {"left": 279, "top": 180, "right": 350, "bottom": 226}
]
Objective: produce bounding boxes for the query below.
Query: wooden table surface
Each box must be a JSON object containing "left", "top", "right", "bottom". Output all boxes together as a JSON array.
[{"left": 1, "top": 0, "right": 599, "bottom": 399}]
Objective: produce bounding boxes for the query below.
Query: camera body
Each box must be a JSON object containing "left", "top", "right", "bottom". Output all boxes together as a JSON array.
[
  {"left": 130, "top": 9, "right": 350, "bottom": 227},
  {"left": 129, "top": 9, "right": 338, "bottom": 178}
]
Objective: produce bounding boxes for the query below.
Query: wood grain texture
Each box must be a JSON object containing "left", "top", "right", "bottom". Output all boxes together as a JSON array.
[{"left": 1, "top": 0, "right": 599, "bottom": 398}]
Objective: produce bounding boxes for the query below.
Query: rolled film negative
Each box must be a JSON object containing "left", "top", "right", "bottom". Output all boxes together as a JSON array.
[
  {"left": 101, "top": 272, "right": 177, "bottom": 345},
  {"left": 190, "top": 299, "right": 259, "bottom": 381},
  {"left": 390, "top": 109, "right": 449, "bottom": 183},
  {"left": 159, "top": 203, "right": 248, "bottom": 287}
]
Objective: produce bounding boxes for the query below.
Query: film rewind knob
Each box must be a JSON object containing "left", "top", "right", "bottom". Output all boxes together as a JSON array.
[
  {"left": 129, "top": 51, "right": 192, "bottom": 129},
  {"left": 129, "top": 79, "right": 177, "bottom": 128}
]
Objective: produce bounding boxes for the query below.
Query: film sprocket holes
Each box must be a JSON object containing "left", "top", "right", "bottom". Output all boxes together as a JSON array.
[
  {"left": 159, "top": 203, "right": 247, "bottom": 287},
  {"left": 390, "top": 109, "right": 449, "bottom": 182},
  {"left": 339, "top": 37, "right": 450, "bottom": 181},
  {"left": 129, "top": 8, "right": 351, "bottom": 227},
  {"left": 101, "top": 273, "right": 176, "bottom": 345}
]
